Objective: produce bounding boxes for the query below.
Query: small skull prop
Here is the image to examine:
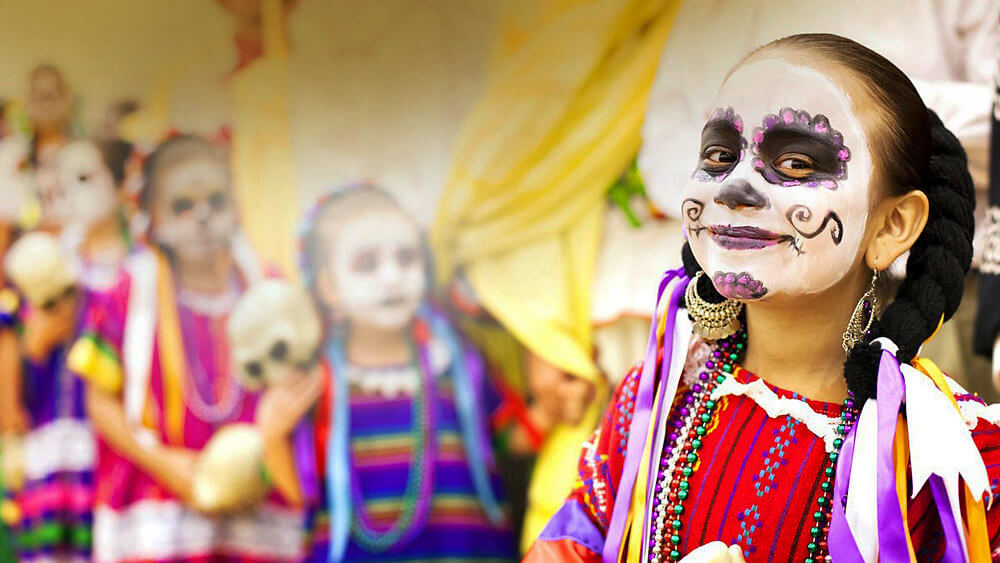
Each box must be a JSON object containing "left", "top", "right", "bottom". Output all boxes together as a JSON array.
[
  {"left": 4, "top": 232, "right": 78, "bottom": 309},
  {"left": 191, "top": 423, "right": 268, "bottom": 513},
  {"left": 227, "top": 279, "right": 322, "bottom": 391}
]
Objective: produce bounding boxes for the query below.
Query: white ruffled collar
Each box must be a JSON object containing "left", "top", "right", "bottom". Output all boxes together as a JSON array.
[{"left": 346, "top": 336, "right": 452, "bottom": 399}]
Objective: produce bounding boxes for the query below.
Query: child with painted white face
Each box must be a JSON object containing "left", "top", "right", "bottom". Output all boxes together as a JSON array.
[
  {"left": 66, "top": 135, "right": 309, "bottom": 562},
  {"left": 0, "top": 138, "right": 135, "bottom": 561},
  {"left": 279, "top": 185, "right": 525, "bottom": 561},
  {"left": 527, "top": 34, "right": 1000, "bottom": 562}
]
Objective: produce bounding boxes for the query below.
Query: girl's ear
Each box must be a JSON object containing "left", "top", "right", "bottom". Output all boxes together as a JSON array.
[
  {"left": 865, "top": 189, "right": 929, "bottom": 270},
  {"left": 315, "top": 267, "right": 339, "bottom": 310}
]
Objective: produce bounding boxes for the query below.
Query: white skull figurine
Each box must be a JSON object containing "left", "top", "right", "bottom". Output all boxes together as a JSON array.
[
  {"left": 227, "top": 279, "right": 322, "bottom": 391},
  {"left": 4, "top": 232, "right": 78, "bottom": 309},
  {"left": 191, "top": 423, "right": 268, "bottom": 513}
]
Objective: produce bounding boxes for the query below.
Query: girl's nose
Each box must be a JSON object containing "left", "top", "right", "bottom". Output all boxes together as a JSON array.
[{"left": 714, "top": 179, "right": 770, "bottom": 210}]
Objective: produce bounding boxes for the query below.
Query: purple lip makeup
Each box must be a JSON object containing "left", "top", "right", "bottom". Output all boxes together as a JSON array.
[{"left": 708, "top": 225, "right": 791, "bottom": 250}]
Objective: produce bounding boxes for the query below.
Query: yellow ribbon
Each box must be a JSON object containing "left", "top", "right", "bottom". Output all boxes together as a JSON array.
[
  {"left": 912, "top": 356, "right": 991, "bottom": 562},
  {"left": 893, "top": 415, "right": 918, "bottom": 562},
  {"left": 622, "top": 305, "right": 670, "bottom": 563},
  {"left": 155, "top": 251, "right": 186, "bottom": 446}
]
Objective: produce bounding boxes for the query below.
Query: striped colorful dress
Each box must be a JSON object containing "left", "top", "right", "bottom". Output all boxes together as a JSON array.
[
  {"left": 68, "top": 259, "right": 305, "bottom": 563},
  {"left": 526, "top": 333, "right": 1000, "bottom": 561},
  {"left": 12, "top": 269, "right": 109, "bottom": 562},
  {"left": 307, "top": 337, "right": 518, "bottom": 562}
]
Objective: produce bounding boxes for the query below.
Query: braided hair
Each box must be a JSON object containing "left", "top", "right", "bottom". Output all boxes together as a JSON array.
[{"left": 681, "top": 33, "right": 975, "bottom": 400}]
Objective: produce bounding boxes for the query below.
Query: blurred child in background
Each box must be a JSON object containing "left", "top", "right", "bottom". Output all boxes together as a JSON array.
[
  {"left": 266, "top": 184, "right": 532, "bottom": 561},
  {"left": 4, "top": 138, "right": 135, "bottom": 561},
  {"left": 67, "top": 135, "right": 305, "bottom": 562}
]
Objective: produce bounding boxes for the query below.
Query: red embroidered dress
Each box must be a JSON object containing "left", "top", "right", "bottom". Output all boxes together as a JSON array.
[{"left": 526, "top": 335, "right": 1000, "bottom": 561}]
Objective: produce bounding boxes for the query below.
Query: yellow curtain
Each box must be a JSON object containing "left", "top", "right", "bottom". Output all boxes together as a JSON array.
[
  {"left": 228, "top": 0, "right": 299, "bottom": 276},
  {"left": 430, "top": 0, "right": 681, "bottom": 550}
]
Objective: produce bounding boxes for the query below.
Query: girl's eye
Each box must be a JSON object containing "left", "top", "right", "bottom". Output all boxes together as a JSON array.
[
  {"left": 702, "top": 147, "right": 737, "bottom": 167},
  {"left": 774, "top": 154, "right": 816, "bottom": 177},
  {"left": 172, "top": 197, "right": 194, "bottom": 215},
  {"left": 397, "top": 246, "right": 419, "bottom": 268},
  {"left": 208, "top": 191, "right": 228, "bottom": 211},
  {"left": 352, "top": 251, "right": 377, "bottom": 274},
  {"left": 77, "top": 173, "right": 90, "bottom": 183}
]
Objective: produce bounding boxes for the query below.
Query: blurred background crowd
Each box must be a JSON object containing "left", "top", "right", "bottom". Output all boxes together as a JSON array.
[{"left": 0, "top": 1, "right": 996, "bottom": 561}]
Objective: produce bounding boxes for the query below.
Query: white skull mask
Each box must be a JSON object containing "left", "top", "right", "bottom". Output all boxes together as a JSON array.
[
  {"left": 4, "top": 231, "right": 78, "bottom": 309},
  {"left": 227, "top": 279, "right": 322, "bottom": 391},
  {"left": 56, "top": 140, "right": 118, "bottom": 230}
]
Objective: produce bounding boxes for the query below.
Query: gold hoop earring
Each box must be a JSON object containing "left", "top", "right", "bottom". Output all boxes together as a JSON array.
[
  {"left": 685, "top": 272, "right": 743, "bottom": 340},
  {"left": 842, "top": 262, "right": 880, "bottom": 353}
]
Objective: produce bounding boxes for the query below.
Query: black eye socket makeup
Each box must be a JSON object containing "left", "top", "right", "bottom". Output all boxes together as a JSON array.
[
  {"left": 750, "top": 108, "right": 851, "bottom": 189},
  {"left": 172, "top": 197, "right": 195, "bottom": 216},
  {"left": 693, "top": 107, "right": 747, "bottom": 182}
]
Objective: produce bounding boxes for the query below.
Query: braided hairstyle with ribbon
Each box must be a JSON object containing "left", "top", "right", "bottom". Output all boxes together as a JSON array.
[{"left": 681, "top": 33, "right": 975, "bottom": 400}]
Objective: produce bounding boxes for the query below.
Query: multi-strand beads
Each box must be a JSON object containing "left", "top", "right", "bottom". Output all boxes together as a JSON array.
[
  {"left": 804, "top": 392, "right": 857, "bottom": 563},
  {"left": 646, "top": 326, "right": 859, "bottom": 563},
  {"left": 648, "top": 328, "right": 746, "bottom": 562}
]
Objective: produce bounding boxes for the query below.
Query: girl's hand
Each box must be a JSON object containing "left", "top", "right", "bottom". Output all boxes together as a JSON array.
[
  {"left": 255, "top": 366, "right": 324, "bottom": 440},
  {"left": 679, "top": 542, "right": 747, "bottom": 563},
  {"left": 557, "top": 375, "right": 596, "bottom": 426},
  {"left": 526, "top": 351, "right": 597, "bottom": 426},
  {"left": 153, "top": 446, "right": 199, "bottom": 504}
]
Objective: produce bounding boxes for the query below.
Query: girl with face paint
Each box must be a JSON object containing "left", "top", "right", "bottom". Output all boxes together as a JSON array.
[
  {"left": 526, "top": 34, "right": 1000, "bottom": 562},
  {"left": 0, "top": 138, "right": 135, "bottom": 562},
  {"left": 65, "top": 135, "right": 307, "bottom": 562},
  {"left": 286, "top": 184, "right": 526, "bottom": 562}
]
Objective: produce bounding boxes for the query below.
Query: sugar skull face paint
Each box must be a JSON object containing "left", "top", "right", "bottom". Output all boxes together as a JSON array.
[
  {"left": 57, "top": 141, "right": 118, "bottom": 229},
  {"left": 692, "top": 107, "right": 748, "bottom": 183},
  {"left": 324, "top": 209, "right": 427, "bottom": 331},
  {"left": 750, "top": 108, "right": 852, "bottom": 188},
  {"left": 682, "top": 58, "right": 873, "bottom": 301},
  {"left": 150, "top": 156, "right": 237, "bottom": 263}
]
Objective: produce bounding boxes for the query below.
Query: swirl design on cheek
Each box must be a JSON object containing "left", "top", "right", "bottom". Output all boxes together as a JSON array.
[
  {"left": 750, "top": 107, "right": 851, "bottom": 189},
  {"left": 682, "top": 198, "right": 706, "bottom": 237},
  {"left": 786, "top": 204, "right": 844, "bottom": 245}
]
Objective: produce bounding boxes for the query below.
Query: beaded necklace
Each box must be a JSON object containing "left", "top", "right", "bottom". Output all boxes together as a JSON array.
[
  {"left": 345, "top": 321, "right": 437, "bottom": 553},
  {"left": 646, "top": 326, "right": 859, "bottom": 563},
  {"left": 177, "top": 306, "right": 244, "bottom": 425}
]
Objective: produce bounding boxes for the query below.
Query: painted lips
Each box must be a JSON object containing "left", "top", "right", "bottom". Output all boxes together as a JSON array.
[{"left": 709, "top": 225, "right": 790, "bottom": 250}]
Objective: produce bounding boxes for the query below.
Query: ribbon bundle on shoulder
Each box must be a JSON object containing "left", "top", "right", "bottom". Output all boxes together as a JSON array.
[{"left": 828, "top": 339, "right": 991, "bottom": 563}]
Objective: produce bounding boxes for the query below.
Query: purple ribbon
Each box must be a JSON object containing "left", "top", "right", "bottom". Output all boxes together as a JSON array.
[
  {"left": 603, "top": 268, "right": 687, "bottom": 563},
  {"left": 828, "top": 410, "right": 864, "bottom": 562},
  {"left": 876, "top": 350, "right": 910, "bottom": 561},
  {"left": 929, "top": 474, "right": 966, "bottom": 562},
  {"left": 292, "top": 416, "right": 318, "bottom": 505}
]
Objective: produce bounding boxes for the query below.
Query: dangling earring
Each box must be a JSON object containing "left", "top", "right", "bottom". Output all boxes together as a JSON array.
[
  {"left": 685, "top": 271, "right": 743, "bottom": 340},
  {"left": 842, "top": 262, "right": 880, "bottom": 353}
]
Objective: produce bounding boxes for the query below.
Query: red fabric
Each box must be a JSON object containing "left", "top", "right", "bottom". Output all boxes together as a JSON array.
[
  {"left": 541, "top": 350, "right": 1000, "bottom": 561},
  {"left": 523, "top": 537, "right": 600, "bottom": 562},
  {"left": 313, "top": 359, "right": 332, "bottom": 478}
]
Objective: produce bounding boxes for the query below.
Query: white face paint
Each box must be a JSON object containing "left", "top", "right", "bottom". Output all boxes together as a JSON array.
[
  {"left": 150, "top": 157, "right": 237, "bottom": 263},
  {"left": 36, "top": 143, "right": 73, "bottom": 228},
  {"left": 57, "top": 141, "right": 118, "bottom": 229},
  {"left": 326, "top": 209, "right": 427, "bottom": 331},
  {"left": 681, "top": 58, "right": 873, "bottom": 302}
]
